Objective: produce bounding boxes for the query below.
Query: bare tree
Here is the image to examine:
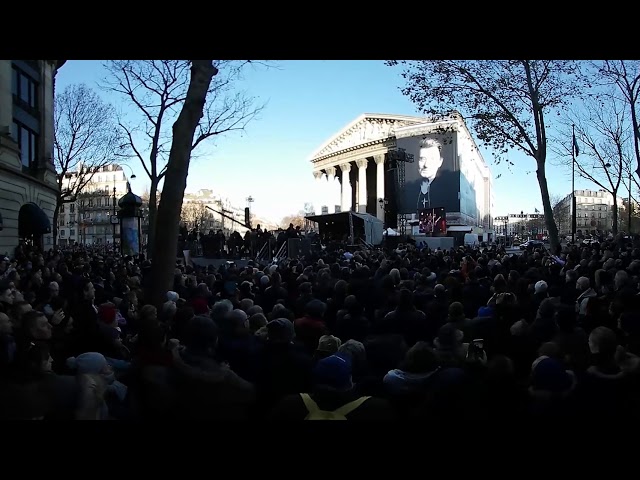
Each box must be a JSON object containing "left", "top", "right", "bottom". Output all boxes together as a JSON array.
[
  {"left": 387, "top": 60, "right": 586, "bottom": 250},
  {"left": 53, "top": 84, "right": 121, "bottom": 245},
  {"left": 280, "top": 212, "right": 306, "bottom": 229},
  {"left": 595, "top": 61, "right": 640, "bottom": 178},
  {"left": 553, "top": 93, "right": 632, "bottom": 234},
  {"left": 181, "top": 202, "right": 209, "bottom": 230},
  {"left": 149, "top": 61, "right": 219, "bottom": 306},
  {"left": 550, "top": 193, "right": 570, "bottom": 236},
  {"left": 102, "top": 60, "right": 265, "bottom": 255}
]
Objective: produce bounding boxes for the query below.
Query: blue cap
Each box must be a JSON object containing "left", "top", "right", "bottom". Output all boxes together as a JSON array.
[
  {"left": 313, "top": 354, "right": 352, "bottom": 389},
  {"left": 531, "top": 358, "right": 572, "bottom": 393}
]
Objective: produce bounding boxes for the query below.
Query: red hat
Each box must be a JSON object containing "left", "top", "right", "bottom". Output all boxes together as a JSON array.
[{"left": 190, "top": 297, "right": 208, "bottom": 315}]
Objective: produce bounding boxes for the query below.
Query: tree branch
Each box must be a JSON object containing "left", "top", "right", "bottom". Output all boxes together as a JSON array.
[{"left": 53, "top": 83, "right": 122, "bottom": 207}]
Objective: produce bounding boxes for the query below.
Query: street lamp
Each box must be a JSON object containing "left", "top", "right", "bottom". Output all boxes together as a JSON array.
[
  {"left": 378, "top": 198, "right": 388, "bottom": 227},
  {"left": 112, "top": 177, "right": 117, "bottom": 248},
  {"left": 245, "top": 196, "right": 254, "bottom": 231},
  {"left": 120, "top": 164, "right": 137, "bottom": 181}
]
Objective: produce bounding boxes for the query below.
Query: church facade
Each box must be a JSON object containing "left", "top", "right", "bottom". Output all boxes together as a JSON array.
[{"left": 309, "top": 112, "right": 495, "bottom": 233}]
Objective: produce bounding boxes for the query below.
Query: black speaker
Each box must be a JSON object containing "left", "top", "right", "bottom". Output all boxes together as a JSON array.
[
  {"left": 288, "top": 238, "right": 301, "bottom": 258},
  {"left": 300, "top": 238, "right": 311, "bottom": 257},
  {"left": 244, "top": 208, "right": 251, "bottom": 228}
]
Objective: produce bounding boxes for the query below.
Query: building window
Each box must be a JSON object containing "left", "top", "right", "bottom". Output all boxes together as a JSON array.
[
  {"left": 60, "top": 229, "right": 65, "bottom": 237},
  {"left": 70, "top": 204, "right": 75, "bottom": 213},
  {"left": 70, "top": 229, "right": 76, "bottom": 236},
  {"left": 11, "top": 66, "right": 38, "bottom": 111},
  {"left": 12, "top": 122, "right": 38, "bottom": 171}
]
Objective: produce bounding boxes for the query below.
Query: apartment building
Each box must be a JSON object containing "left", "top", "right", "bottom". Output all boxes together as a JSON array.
[
  {"left": 494, "top": 212, "right": 547, "bottom": 238},
  {"left": 556, "top": 189, "right": 625, "bottom": 234},
  {"left": 57, "top": 164, "right": 137, "bottom": 246},
  {"left": 0, "top": 60, "right": 65, "bottom": 255}
]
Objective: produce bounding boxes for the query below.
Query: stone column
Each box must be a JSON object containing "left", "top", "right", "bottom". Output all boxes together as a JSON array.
[
  {"left": 356, "top": 159, "right": 368, "bottom": 213},
  {"left": 326, "top": 166, "right": 337, "bottom": 213},
  {"left": 313, "top": 170, "right": 325, "bottom": 215},
  {"left": 340, "top": 163, "right": 352, "bottom": 212},
  {"left": 374, "top": 154, "right": 385, "bottom": 221}
]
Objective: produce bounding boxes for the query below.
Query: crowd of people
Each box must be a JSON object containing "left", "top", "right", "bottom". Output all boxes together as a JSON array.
[
  {"left": 1, "top": 233, "right": 640, "bottom": 421},
  {"left": 180, "top": 223, "right": 309, "bottom": 260}
]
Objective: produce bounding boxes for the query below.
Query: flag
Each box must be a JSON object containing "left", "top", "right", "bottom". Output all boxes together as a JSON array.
[
  {"left": 573, "top": 132, "right": 580, "bottom": 157},
  {"left": 534, "top": 208, "right": 540, "bottom": 213}
]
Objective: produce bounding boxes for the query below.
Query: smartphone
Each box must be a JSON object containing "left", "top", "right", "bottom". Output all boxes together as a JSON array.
[{"left": 466, "top": 339, "right": 484, "bottom": 361}]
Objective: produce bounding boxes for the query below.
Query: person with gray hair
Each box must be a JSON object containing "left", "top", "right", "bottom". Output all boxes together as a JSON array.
[
  {"left": 576, "top": 277, "right": 597, "bottom": 317},
  {"left": 249, "top": 313, "right": 267, "bottom": 333},
  {"left": 239, "top": 298, "right": 254, "bottom": 313},
  {"left": 48, "top": 281, "right": 60, "bottom": 299},
  {"left": 161, "top": 301, "right": 178, "bottom": 323},
  {"left": 228, "top": 309, "right": 249, "bottom": 331},
  {"left": 247, "top": 305, "right": 263, "bottom": 317},
  {"left": 210, "top": 299, "right": 233, "bottom": 324},
  {"left": 339, "top": 340, "right": 368, "bottom": 382}
]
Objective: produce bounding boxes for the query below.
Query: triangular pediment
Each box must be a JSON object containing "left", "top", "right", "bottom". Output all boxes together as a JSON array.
[{"left": 308, "top": 113, "right": 430, "bottom": 161}]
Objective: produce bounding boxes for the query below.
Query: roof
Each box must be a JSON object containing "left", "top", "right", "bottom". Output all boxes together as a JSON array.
[
  {"left": 308, "top": 113, "right": 430, "bottom": 162},
  {"left": 305, "top": 211, "right": 383, "bottom": 224}
]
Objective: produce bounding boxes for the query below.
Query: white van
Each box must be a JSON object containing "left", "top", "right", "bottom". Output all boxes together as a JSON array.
[{"left": 464, "top": 233, "right": 480, "bottom": 246}]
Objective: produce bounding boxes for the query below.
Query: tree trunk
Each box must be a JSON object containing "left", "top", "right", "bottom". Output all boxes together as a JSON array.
[
  {"left": 612, "top": 193, "right": 618, "bottom": 235},
  {"left": 147, "top": 179, "right": 159, "bottom": 257},
  {"left": 150, "top": 61, "right": 217, "bottom": 307},
  {"left": 52, "top": 203, "right": 60, "bottom": 247},
  {"left": 536, "top": 158, "right": 560, "bottom": 252}
]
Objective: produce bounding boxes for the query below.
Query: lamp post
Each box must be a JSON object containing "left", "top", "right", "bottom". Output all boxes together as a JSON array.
[
  {"left": 597, "top": 162, "right": 612, "bottom": 234},
  {"left": 112, "top": 178, "right": 117, "bottom": 248},
  {"left": 378, "top": 198, "right": 388, "bottom": 229},
  {"left": 504, "top": 217, "right": 508, "bottom": 246},
  {"left": 246, "top": 196, "right": 254, "bottom": 232}
]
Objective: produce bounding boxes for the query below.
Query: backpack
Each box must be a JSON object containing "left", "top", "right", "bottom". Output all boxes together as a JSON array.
[{"left": 300, "top": 393, "right": 371, "bottom": 420}]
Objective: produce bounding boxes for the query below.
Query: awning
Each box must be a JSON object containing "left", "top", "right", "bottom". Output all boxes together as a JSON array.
[{"left": 18, "top": 202, "right": 51, "bottom": 237}]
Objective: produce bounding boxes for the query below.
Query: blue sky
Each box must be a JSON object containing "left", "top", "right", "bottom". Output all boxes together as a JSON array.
[{"left": 56, "top": 60, "right": 597, "bottom": 224}]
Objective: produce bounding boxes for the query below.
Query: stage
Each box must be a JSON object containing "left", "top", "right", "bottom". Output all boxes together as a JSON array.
[{"left": 190, "top": 257, "right": 251, "bottom": 269}]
